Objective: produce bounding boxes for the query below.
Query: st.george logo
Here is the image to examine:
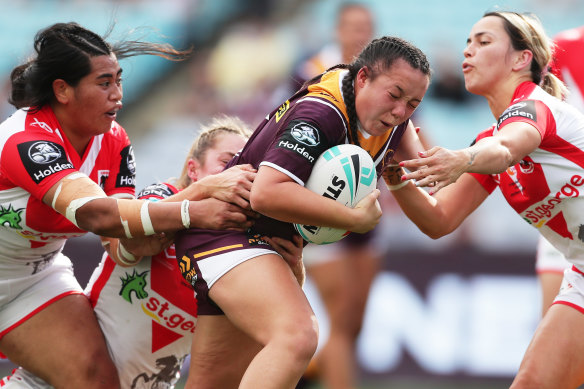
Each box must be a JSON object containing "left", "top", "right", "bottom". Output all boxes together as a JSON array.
[
  {"left": 28, "top": 141, "right": 61, "bottom": 164},
  {"left": 291, "top": 122, "right": 320, "bottom": 146}
]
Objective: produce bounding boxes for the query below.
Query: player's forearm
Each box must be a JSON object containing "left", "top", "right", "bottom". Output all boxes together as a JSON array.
[
  {"left": 390, "top": 184, "right": 456, "bottom": 239},
  {"left": 250, "top": 181, "right": 358, "bottom": 230},
  {"left": 463, "top": 138, "right": 513, "bottom": 175}
]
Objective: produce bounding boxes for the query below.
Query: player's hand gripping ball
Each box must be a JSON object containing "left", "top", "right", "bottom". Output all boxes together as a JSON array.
[{"left": 294, "top": 144, "right": 377, "bottom": 244}]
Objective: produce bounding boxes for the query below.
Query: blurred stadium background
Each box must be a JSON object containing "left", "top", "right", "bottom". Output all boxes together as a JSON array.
[{"left": 1, "top": 0, "right": 583, "bottom": 388}]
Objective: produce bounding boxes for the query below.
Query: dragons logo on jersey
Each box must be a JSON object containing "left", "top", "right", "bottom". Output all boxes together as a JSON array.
[
  {"left": 17, "top": 141, "right": 74, "bottom": 184},
  {"left": 116, "top": 145, "right": 136, "bottom": 188},
  {"left": 0, "top": 205, "right": 24, "bottom": 229},
  {"left": 131, "top": 355, "right": 186, "bottom": 389},
  {"left": 120, "top": 269, "right": 149, "bottom": 303}
]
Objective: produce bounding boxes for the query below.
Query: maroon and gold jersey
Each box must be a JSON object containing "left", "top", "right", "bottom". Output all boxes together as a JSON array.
[{"left": 175, "top": 69, "right": 409, "bottom": 289}]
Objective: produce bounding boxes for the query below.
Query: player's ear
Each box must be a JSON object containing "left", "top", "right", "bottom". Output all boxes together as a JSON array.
[
  {"left": 187, "top": 158, "right": 200, "bottom": 182},
  {"left": 53, "top": 79, "right": 72, "bottom": 104}
]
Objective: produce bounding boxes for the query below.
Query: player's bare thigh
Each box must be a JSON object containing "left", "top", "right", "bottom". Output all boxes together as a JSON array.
[
  {"left": 512, "top": 304, "right": 584, "bottom": 388},
  {"left": 186, "top": 315, "right": 261, "bottom": 389},
  {"left": 0, "top": 294, "right": 119, "bottom": 389}
]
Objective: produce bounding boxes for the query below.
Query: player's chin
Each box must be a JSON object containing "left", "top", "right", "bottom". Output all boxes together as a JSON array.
[{"left": 366, "top": 124, "right": 391, "bottom": 137}]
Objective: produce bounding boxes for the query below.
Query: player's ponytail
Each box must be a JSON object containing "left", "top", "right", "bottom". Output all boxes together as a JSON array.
[{"left": 9, "top": 22, "right": 190, "bottom": 110}]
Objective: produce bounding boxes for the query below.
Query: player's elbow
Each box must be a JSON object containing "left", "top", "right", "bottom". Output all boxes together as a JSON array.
[
  {"left": 417, "top": 217, "right": 457, "bottom": 240},
  {"left": 422, "top": 227, "right": 450, "bottom": 240},
  {"left": 249, "top": 186, "right": 271, "bottom": 215}
]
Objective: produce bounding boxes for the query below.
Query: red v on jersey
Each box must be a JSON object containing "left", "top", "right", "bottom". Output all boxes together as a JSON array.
[{"left": 152, "top": 321, "right": 183, "bottom": 353}]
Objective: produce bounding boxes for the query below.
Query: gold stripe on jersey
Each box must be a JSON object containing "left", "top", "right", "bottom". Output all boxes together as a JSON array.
[
  {"left": 306, "top": 69, "right": 393, "bottom": 162},
  {"left": 194, "top": 243, "right": 244, "bottom": 259}
]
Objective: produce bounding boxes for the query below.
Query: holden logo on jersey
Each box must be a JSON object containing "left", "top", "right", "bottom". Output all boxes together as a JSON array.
[
  {"left": 116, "top": 145, "right": 136, "bottom": 188},
  {"left": 0, "top": 205, "right": 24, "bottom": 229},
  {"left": 17, "top": 141, "right": 74, "bottom": 184},
  {"left": 290, "top": 121, "right": 320, "bottom": 146},
  {"left": 497, "top": 100, "right": 537, "bottom": 128},
  {"left": 277, "top": 120, "right": 327, "bottom": 164},
  {"left": 28, "top": 141, "right": 62, "bottom": 164}
]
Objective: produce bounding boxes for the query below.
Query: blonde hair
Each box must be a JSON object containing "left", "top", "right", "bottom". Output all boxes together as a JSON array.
[
  {"left": 174, "top": 115, "right": 252, "bottom": 189},
  {"left": 485, "top": 11, "right": 567, "bottom": 99}
]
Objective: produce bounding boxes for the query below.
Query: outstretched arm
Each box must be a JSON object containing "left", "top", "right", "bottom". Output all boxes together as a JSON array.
[
  {"left": 400, "top": 121, "right": 541, "bottom": 194},
  {"left": 43, "top": 172, "right": 254, "bottom": 239},
  {"left": 386, "top": 172, "right": 489, "bottom": 239}
]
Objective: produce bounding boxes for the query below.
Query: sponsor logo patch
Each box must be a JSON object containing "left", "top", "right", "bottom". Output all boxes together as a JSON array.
[
  {"left": 116, "top": 145, "right": 136, "bottom": 188},
  {"left": 497, "top": 100, "right": 537, "bottom": 129},
  {"left": 98, "top": 169, "right": 109, "bottom": 189},
  {"left": 275, "top": 100, "right": 290, "bottom": 123},
  {"left": 138, "top": 183, "right": 175, "bottom": 199},
  {"left": 17, "top": 141, "right": 74, "bottom": 184},
  {"left": 290, "top": 121, "right": 320, "bottom": 146},
  {"left": 277, "top": 120, "right": 326, "bottom": 164}
]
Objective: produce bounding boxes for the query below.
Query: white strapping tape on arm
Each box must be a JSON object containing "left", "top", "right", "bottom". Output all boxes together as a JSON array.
[
  {"left": 65, "top": 196, "right": 103, "bottom": 227},
  {"left": 140, "top": 201, "right": 155, "bottom": 235}
]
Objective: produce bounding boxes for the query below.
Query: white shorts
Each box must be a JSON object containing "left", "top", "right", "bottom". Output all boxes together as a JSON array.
[
  {"left": 0, "top": 253, "right": 83, "bottom": 338},
  {"left": 553, "top": 266, "right": 584, "bottom": 314},
  {"left": 0, "top": 367, "right": 51, "bottom": 388},
  {"left": 535, "top": 236, "right": 571, "bottom": 274}
]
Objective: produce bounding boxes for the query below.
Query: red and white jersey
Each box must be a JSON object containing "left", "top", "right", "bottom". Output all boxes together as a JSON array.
[
  {"left": 85, "top": 183, "right": 197, "bottom": 389},
  {"left": 471, "top": 82, "right": 584, "bottom": 269},
  {"left": 552, "top": 26, "right": 584, "bottom": 112},
  {"left": 0, "top": 106, "right": 135, "bottom": 265}
]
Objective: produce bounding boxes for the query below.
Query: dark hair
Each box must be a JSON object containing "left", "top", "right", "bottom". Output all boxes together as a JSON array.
[
  {"left": 338, "top": 36, "right": 430, "bottom": 146},
  {"left": 9, "top": 22, "right": 190, "bottom": 110}
]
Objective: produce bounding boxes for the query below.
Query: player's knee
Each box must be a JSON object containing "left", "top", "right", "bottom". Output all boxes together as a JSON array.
[
  {"left": 65, "top": 348, "right": 120, "bottom": 389},
  {"left": 283, "top": 316, "right": 319, "bottom": 362}
]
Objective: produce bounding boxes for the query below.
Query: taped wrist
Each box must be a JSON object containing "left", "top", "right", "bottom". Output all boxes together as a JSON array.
[
  {"left": 383, "top": 164, "right": 409, "bottom": 191},
  {"left": 181, "top": 199, "right": 190, "bottom": 229},
  {"left": 117, "top": 199, "right": 155, "bottom": 238}
]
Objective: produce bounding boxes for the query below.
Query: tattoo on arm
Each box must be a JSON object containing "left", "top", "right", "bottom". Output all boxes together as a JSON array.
[
  {"left": 383, "top": 164, "right": 405, "bottom": 186},
  {"left": 467, "top": 150, "right": 477, "bottom": 166}
]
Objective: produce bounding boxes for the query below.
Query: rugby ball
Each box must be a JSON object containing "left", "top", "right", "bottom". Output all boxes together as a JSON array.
[{"left": 294, "top": 144, "right": 377, "bottom": 244}]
